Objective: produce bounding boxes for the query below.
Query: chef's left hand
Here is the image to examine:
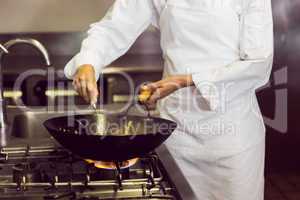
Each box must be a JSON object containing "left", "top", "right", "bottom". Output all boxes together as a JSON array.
[{"left": 140, "top": 75, "right": 194, "bottom": 110}]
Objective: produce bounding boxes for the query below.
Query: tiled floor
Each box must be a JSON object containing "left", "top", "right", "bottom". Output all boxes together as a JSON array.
[{"left": 265, "top": 173, "right": 300, "bottom": 200}]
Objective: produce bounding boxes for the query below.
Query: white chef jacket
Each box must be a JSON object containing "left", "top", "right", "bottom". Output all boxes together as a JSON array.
[
  {"left": 65, "top": 0, "right": 273, "bottom": 198},
  {"left": 65, "top": 0, "right": 273, "bottom": 152}
]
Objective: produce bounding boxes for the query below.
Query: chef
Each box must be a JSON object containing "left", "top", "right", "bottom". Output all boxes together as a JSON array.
[{"left": 65, "top": 0, "right": 274, "bottom": 199}]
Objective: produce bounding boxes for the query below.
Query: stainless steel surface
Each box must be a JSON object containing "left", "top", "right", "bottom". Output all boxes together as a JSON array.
[
  {"left": 9, "top": 104, "right": 149, "bottom": 139},
  {"left": 0, "top": 43, "right": 8, "bottom": 54},
  {"left": 0, "top": 144, "right": 177, "bottom": 199},
  {"left": 102, "top": 65, "right": 162, "bottom": 74},
  {"left": 10, "top": 107, "right": 98, "bottom": 138},
  {"left": 0, "top": 44, "right": 8, "bottom": 131},
  {"left": 0, "top": 38, "right": 51, "bottom": 131}
]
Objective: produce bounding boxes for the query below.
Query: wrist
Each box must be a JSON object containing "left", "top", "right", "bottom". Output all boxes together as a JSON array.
[
  {"left": 177, "top": 75, "right": 194, "bottom": 88},
  {"left": 77, "top": 64, "right": 95, "bottom": 72}
]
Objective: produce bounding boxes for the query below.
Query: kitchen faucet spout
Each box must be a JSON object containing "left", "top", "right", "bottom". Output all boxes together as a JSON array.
[
  {"left": 1, "top": 38, "right": 51, "bottom": 66},
  {"left": 0, "top": 44, "right": 8, "bottom": 54},
  {"left": 0, "top": 38, "right": 51, "bottom": 129}
]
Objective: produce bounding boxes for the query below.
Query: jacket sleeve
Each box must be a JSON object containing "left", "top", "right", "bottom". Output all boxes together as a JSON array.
[
  {"left": 191, "top": 0, "right": 274, "bottom": 110},
  {"left": 64, "top": 0, "right": 156, "bottom": 80}
]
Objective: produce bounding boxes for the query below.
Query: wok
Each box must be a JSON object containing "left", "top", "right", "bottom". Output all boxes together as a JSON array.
[{"left": 43, "top": 113, "right": 177, "bottom": 162}]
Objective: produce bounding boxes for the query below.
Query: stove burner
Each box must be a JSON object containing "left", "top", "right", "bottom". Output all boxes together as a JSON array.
[
  {"left": 85, "top": 159, "right": 139, "bottom": 190},
  {"left": 85, "top": 158, "right": 139, "bottom": 170},
  {"left": 0, "top": 146, "right": 177, "bottom": 199}
]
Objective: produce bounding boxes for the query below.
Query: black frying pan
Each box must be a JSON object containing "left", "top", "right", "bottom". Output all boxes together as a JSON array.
[{"left": 43, "top": 113, "right": 177, "bottom": 162}]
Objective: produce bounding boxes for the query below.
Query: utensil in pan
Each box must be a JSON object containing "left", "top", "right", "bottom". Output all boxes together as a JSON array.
[{"left": 44, "top": 89, "right": 177, "bottom": 162}]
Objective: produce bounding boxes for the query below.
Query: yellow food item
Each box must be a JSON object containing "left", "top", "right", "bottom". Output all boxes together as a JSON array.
[{"left": 138, "top": 89, "right": 151, "bottom": 102}]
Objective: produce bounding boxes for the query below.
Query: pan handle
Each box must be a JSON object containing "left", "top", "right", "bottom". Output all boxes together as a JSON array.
[{"left": 124, "top": 98, "right": 152, "bottom": 118}]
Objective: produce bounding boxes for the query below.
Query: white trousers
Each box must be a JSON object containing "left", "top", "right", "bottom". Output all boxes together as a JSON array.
[{"left": 166, "top": 140, "right": 265, "bottom": 200}]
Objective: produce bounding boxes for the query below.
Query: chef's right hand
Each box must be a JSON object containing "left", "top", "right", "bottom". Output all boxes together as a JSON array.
[{"left": 72, "top": 64, "right": 99, "bottom": 104}]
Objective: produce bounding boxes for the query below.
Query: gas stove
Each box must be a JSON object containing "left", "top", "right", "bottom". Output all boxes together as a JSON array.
[{"left": 0, "top": 145, "right": 180, "bottom": 200}]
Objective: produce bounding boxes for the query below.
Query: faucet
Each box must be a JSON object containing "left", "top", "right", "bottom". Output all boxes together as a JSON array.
[
  {"left": 2, "top": 38, "right": 51, "bottom": 65},
  {"left": 0, "top": 38, "right": 51, "bottom": 129},
  {"left": 0, "top": 44, "right": 8, "bottom": 54}
]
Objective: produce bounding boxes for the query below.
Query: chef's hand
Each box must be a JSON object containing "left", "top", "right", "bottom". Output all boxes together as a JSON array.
[
  {"left": 139, "top": 75, "right": 194, "bottom": 110},
  {"left": 72, "top": 64, "right": 99, "bottom": 104}
]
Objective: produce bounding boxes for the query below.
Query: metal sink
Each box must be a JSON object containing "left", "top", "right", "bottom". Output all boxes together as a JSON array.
[
  {"left": 8, "top": 104, "right": 143, "bottom": 139},
  {"left": 10, "top": 107, "right": 90, "bottom": 138}
]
